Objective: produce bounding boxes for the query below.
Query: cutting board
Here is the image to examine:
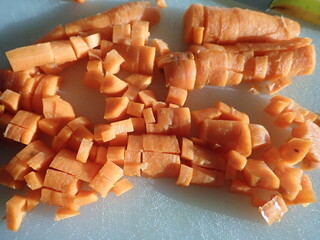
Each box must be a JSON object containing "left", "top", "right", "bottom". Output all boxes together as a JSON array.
[{"left": 0, "top": 0, "right": 319, "bottom": 239}]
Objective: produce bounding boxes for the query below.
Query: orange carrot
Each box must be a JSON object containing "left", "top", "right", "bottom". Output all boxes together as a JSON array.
[
  {"left": 193, "top": 26, "right": 204, "bottom": 45},
  {"left": 83, "top": 33, "right": 101, "bottom": 49},
  {"left": 110, "top": 118, "right": 134, "bottom": 135},
  {"left": 100, "top": 124, "right": 116, "bottom": 143},
  {"left": 258, "top": 195, "right": 288, "bottom": 226},
  {"left": 226, "top": 150, "right": 247, "bottom": 171},
  {"left": 54, "top": 207, "right": 80, "bottom": 221},
  {"left": 214, "top": 101, "right": 249, "bottom": 123},
  {"left": 5, "top": 157, "right": 32, "bottom": 181},
  {"left": 74, "top": 190, "right": 99, "bottom": 206},
  {"left": 40, "top": 188, "right": 79, "bottom": 210},
  {"left": 124, "top": 150, "right": 142, "bottom": 176},
  {"left": 112, "top": 178, "right": 134, "bottom": 196},
  {"left": 152, "top": 38, "right": 170, "bottom": 56},
  {"left": 130, "top": 117, "right": 146, "bottom": 133},
  {"left": 279, "top": 138, "right": 312, "bottom": 165},
  {"left": 249, "top": 124, "right": 271, "bottom": 150},
  {"left": 100, "top": 73, "right": 128, "bottom": 95},
  {"left": 98, "top": 160, "right": 124, "bottom": 183},
  {"left": 191, "top": 165, "right": 224, "bottom": 187},
  {"left": 113, "top": 24, "right": 131, "bottom": 45},
  {"left": 193, "top": 144, "right": 226, "bottom": 170},
  {"left": 143, "top": 107, "right": 156, "bottom": 123},
  {"left": 103, "top": 49, "right": 125, "bottom": 74},
  {"left": 6, "top": 195, "right": 27, "bottom": 232},
  {"left": 176, "top": 164, "right": 193, "bottom": 187},
  {"left": 229, "top": 179, "right": 255, "bottom": 196},
  {"left": 109, "top": 133, "right": 128, "bottom": 146},
  {"left": 181, "top": 137, "right": 194, "bottom": 161},
  {"left": 6, "top": 43, "right": 54, "bottom": 72},
  {"left": 127, "top": 101, "right": 145, "bottom": 118},
  {"left": 52, "top": 125, "right": 73, "bottom": 152},
  {"left": 87, "top": 60, "right": 103, "bottom": 73},
  {"left": 68, "top": 125, "right": 94, "bottom": 151},
  {"left": 143, "top": 134, "right": 180, "bottom": 154},
  {"left": 94, "top": 146, "right": 108, "bottom": 165},
  {"left": 26, "top": 189, "right": 41, "bottom": 211},
  {"left": 132, "top": 21, "right": 149, "bottom": 46},
  {"left": 38, "top": 118, "right": 69, "bottom": 136},
  {"left": 104, "top": 97, "right": 129, "bottom": 121},
  {"left": 88, "top": 49, "right": 102, "bottom": 61},
  {"left": 50, "top": 40, "right": 77, "bottom": 65},
  {"left": 24, "top": 171, "right": 45, "bottom": 190},
  {"left": 191, "top": 107, "right": 221, "bottom": 125},
  {"left": 43, "top": 95, "right": 76, "bottom": 119},
  {"left": 76, "top": 138, "right": 93, "bottom": 163},
  {"left": 69, "top": 36, "right": 90, "bottom": 59},
  {"left": 107, "top": 146, "right": 126, "bottom": 165},
  {"left": 138, "top": 89, "right": 157, "bottom": 107},
  {"left": 123, "top": 85, "right": 140, "bottom": 101},
  {"left": 88, "top": 173, "right": 114, "bottom": 198},
  {"left": 124, "top": 74, "right": 152, "bottom": 90},
  {"left": 165, "top": 86, "right": 188, "bottom": 107},
  {"left": 266, "top": 77, "right": 292, "bottom": 95},
  {"left": 0, "top": 165, "right": 25, "bottom": 189},
  {"left": 0, "top": 89, "right": 20, "bottom": 113}
]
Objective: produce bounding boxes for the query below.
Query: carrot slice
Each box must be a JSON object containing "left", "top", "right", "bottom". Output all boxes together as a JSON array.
[
  {"left": 191, "top": 165, "right": 224, "bottom": 187},
  {"left": 143, "top": 107, "right": 155, "bottom": 123},
  {"left": 75, "top": 190, "right": 99, "bottom": 206},
  {"left": 88, "top": 174, "right": 114, "bottom": 198},
  {"left": 132, "top": 21, "right": 149, "bottom": 46},
  {"left": 100, "top": 124, "right": 116, "bottom": 143},
  {"left": 83, "top": 33, "right": 101, "bottom": 49},
  {"left": 0, "top": 166, "right": 25, "bottom": 189},
  {"left": 112, "top": 178, "right": 134, "bottom": 196},
  {"left": 124, "top": 150, "right": 142, "bottom": 176},
  {"left": 38, "top": 118, "right": 69, "bottom": 136},
  {"left": 152, "top": 38, "right": 170, "bottom": 56},
  {"left": 50, "top": 40, "right": 77, "bottom": 65},
  {"left": 6, "top": 195, "right": 27, "bottom": 232},
  {"left": 113, "top": 24, "right": 131, "bottom": 45},
  {"left": 24, "top": 171, "right": 44, "bottom": 190},
  {"left": 165, "top": 86, "right": 188, "bottom": 107},
  {"left": 191, "top": 107, "right": 221, "bottom": 125},
  {"left": 110, "top": 118, "right": 134, "bottom": 135},
  {"left": 261, "top": 146, "right": 282, "bottom": 170},
  {"left": 107, "top": 146, "right": 125, "bottom": 165},
  {"left": 103, "top": 49, "right": 125, "bottom": 74},
  {"left": 100, "top": 73, "right": 128, "bottom": 95},
  {"left": 214, "top": 101, "right": 249, "bottom": 123},
  {"left": 249, "top": 124, "right": 271, "bottom": 150},
  {"left": 130, "top": 117, "right": 146, "bottom": 133},
  {"left": 98, "top": 161, "right": 124, "bottom": 183},
  {"left": 143, "top": 134, "right": 180, "bottom": 154},
  {"left": 226, "top": 150, "right": 247, "bottom": 171},
  {"left": 138, "top": 89, "right": 157, "bottom": 107},
  {"left": 0, "top": 89, "right": 20, "bottom": 113},
  {"left": 76, "top": 138, "right": 93, "bottom": 163},
  {"left": 181, "top": 137, "right": 194, "bottom": 161},
  {"left": 43, "top": 95, "right": 76, "bottom": 119},
  {"left": 40, "top": 188, "right": 79, "bottom": 210},
  {"left": 94, "top": 146, "right": 108, "bottom": 165},
  {"left": 127, "top": 101, "right": 144, "bottom": 118},
  {"left": 6, "top": 43, "right": 54, "bottom": 72},
  {"left": 69, "top": 36, "right": 90, "bottom": 59},
  {"left": 279, "top": 138, "right": 312, "bottom": 165},
  {"left": 258, "top": 195, "right": 288, "bottom": 226},
  {"left": 26, "top": 189, "right": 41, "bottom": 212},
  {"left": 5, "top": 157, "right": 32, "bottom": 181},
  {"left": 176, "top": 164, "right": 193, "bottom": 187},
  {"left": 87, "top": 60, "right": 103, "bottom": 73},
  {"left": 124, "top": 74, "right": 152, "bottom": 90},
  {"left": 54, "top": 207, "right": 80, "bottom": 221},
  {"left": 109, "top": 133, "right": 128, "bottom": 146},
  {"left": 104, "top": 97, "right": 129, "bottom": 121}
]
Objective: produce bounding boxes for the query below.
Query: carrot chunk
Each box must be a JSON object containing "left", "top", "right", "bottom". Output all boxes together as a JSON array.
[
  {"left": 181, "top": 137, "right": 194, "bottom": 161},
  {"left": 112, "top": 178, "right": 134, "bottom": 196},
  {"left": 143, "top": 134, "right": 180, "bottom": 154},
  {"left": 191, "top": 165, "right": 224, "bottom": 187},
  {"left": 249, "top": 124, "right": 271, "bottom": 150},
  {"left": 5, "top": 157, "right": 32, "bottom": 181},
  {"left": 43, "top": 95, "right": 76, "bottom": 119},
  {"left": 100, "top": 73, "right": 128, "bottom": 95},
  {"left": 214, "top": 101, "right": 249, "bottom": 123},
  {"left": 125, "top": 74, "right": 152, "bottom": 90},
  {"left": 226, "top": 150, "right": 247, "bottom": 171},
  {"left": 143, "top": 107, "right": 156, "bottom": 123},
  {"left": 24, "top": 171, "right": 44, "bottom": 190},
  {"left": 76, "top": 139, "right": 93, "bottom": 163},
  {"left": 127, "top": 101, "right": 144, "bottom": 117},
  {"left": 279, "top": 138, "right": 312, "bottom": 165},
  {"left": 191, "top": 107, "right": 221, "bottom": 125},
  {"left": 0, "top": 89, "right": 20, "bottom": 113},
  {"left": 26, "top": 189, "right": 41, "bottom": 211},
  {"left": 89, "top": 174, "right": 114, "bottom": 198},
  {"left": 6, "top": 195, "right": 27, "bottom": 232},
  {"left": 0, "top": 166, "right": 25, "bottom": 189},
  {"left": 176, "top": 164, "right": 193, "bottom": 187},
  {"left": 165, "top": 86, "right": 188, "bottom": 107},
  {"left": 104, "top": 97, "right": 129, "bottom": 121},
  {"left": 35, "top": 24, "right": 67, "bottom": 43},
  {"left": 113, "top": 24, "right": 131, "bottom": 45},
  {"left": 38, "top": 118, "right": 69, "bottom": 136},
  {"left": 40, "top": 188, "right": 79, "bottom": 210},
  {"left": 124, "top": 150, "right": 142, "bottom": 176},
  {"left": 103, "top": 49, "right": 125, "bottom": 74},
  {"left": 107, "top": 146, "right": 125, "bottom": 165},
  {"left": 70, "top": 36, "right": 90, "bottom": 59},
  {"left": 258, "top": 195, "right": 288, "bottom": 226},
  {"left": 110, "top": 118, "right": 134, "bottom": 135},
  {"left": 75, "top": 190, "right": 99, "bottom": 206},
  {"left": 54, "top": 207, "right": 80, "bottom": 221},
  {"left": 152, "top": 38, "right": 170, "bottom": 56},
  {"left": 83, "top": 33, "right": 101, "bottom": 49}
]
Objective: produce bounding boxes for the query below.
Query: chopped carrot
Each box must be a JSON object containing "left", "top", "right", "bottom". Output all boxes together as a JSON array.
[
  {"left": 52, "top": 125, "right": 73, "bottom": 152},
  {"left": 142, "top": 152, "right": 180, "bottom": 178},
  {"left": 243, "top": 159, "right": 280, "bottom": 190},
  {"left": 5, "top": 157, "right": 32, "bottom": 181},
  {"left": 87, "top": 60, "right": 103, "bottom": 73},
  {"left": 70, "top": 36, "right": 90, "bottom": 59},
  {"left": 40, "top": 188, "right": 79, "bottom": 210},
  {"left": 191, "top": 165, "right": 224, "bottom": 187},
  {"left": 49, "top": 149, "right": 101, "bottom": 182},
  {"left": 130, "top": 117, "right": 146, "bottom": 133},
  {"left": 138, "top": 89, "right": 157, "bottom": 107},
  {"left": 125, "top": 74, "right": 152, "bottom": 90},
  {"left": 143, "top": 107, "right": 156, "bottom": 123},
  {"left": 83, "top": 33, "right": 101, "bottom": 49},
  {"left": 24, "top": 171, "right": 44, "bottom": 190},
  {"left": 104, "top": 97, "right": 129, "bottom": 121},
  {"left": 34, "top": 24, "right": 67, "bottom": 43},
  {"left": 94, "top": 146, "right": 108, "bottom": 165},
  {"left": 113, "top": 24, "right": 131, "bottom": 45},
  {"left": 76, "top": 138, "right": 93, "bottom": 163},
  {"left": 249, "top": 124, "right": 271, "bottom": 150},
  {"left": 193, "top": 145, "right": 226, "bottom": 170},
  {"left": 152, "top": 101, "right": 167, "bottom": 113},
  {"left": 226, "top": 150, "right": 247, "bottom": 171},
  {"left": 0, "top": 165, "right": 25, "bottom": 189},
  {"left": 50, "top": 40, "right": 77, "bottom": 65},
  {"left": 4, "top": 123, "right": 35, "bottom": 144},
  {"left": 68, "top": 125, "right": 94, "bottom": 151},
  {"left": 75, "top": 190, "right": 99, "bottom": 206},
  {"left": 6, "top": 195, "right": 27, "bottom": 232},
  {"left": 26, "top": 189, "right": 41, "bottom": 211},
  {"left": 181, "top": 137, "right": 194, "bottom": 161},
  {"left": 10, "top": 110, "right": 41, "bottom": 132},
  {"left": 193, "top": 26, "right": 204, "bottom": 45},
  {"left": 214, "top": 101, "right": 249, "bottom": 123},
  {"left": 279, "top": 138, "right": 312, "bottom": 165},
  {"left": 152, "top": 38, "right": 170, "bottom": 56},
  {"left": 100, "top": 73, "right": 128, "bottom": 95},
  {"left": 107, "top": 146, "right": 125, "bottom": 165},
  {"left": 127, "top": 134, "right": 143, "bottom": 152},
  {"left": 83, "top": 70, "right": 104, "bottom": 89},
  {"left": 124, "top": 150, "right": 142, "bottom": 176},
  {"left": 89, "top": 173, "right": 114, "bottom": 198},
  {"left": 38, "top": 118, "right": 69, "bottom": 136},
  {"left": 109, "top": 133, "right": 128, "bottom": 146},
  {"left": 43, "top": 95, "right": 76, "bottom": 119},
  {"left": 229, "top": 179, "right": 255, "bottom": 196},
  {"left": 266, "top": 77, "right": 292, "bottom": 95},
  {"left": 54, "top": 207, "right": 80, "bottom": 221},
  {"left": 112, "top": 178, "right": 134, "bottom": 196},
  {"left": 44, "top": 169, "right": 81, "bottom": 195},
  {"left": 6, "top": 43, "right": 54, "bottom": 72},
  {"left": 67, "top": 116, "right": 91, "bottom": 131},
  {"left": 98, "top": 161, "right": 124, "bottom": 183},
  {"left": 100, "top": 40, "right": 114, "bottom": 59},
  {"left": 191, "top": 107, "right": 221, "bottom": 125},
  {"left": 261, "top": 146, "right": 282, "bottom": 170},
  {"left": 103, "top": 49, "right": 125, "bottom": 74},
  {"left": 264, "top": 99, "right": 290, "bottom": 116},
  {"left": 143, "top": 134, "right": 180, "bottom": 154},
  {"left": 258, "top": 195, "right": 288, "bottom": 226},
  {"left": 127, "top": 101, "right": 145, "bottom": 118},
  {"left": 88, "top": 49, "right": 102, "bottom": 60},
  {"left": 100, "top": 124, "right": 116, "bottom": 143},
  {"left": 0, "top": 89, "right": 20, "bottom": 113},
  {"left": 110, "top": 118, "right": 134, "bottom": 135},
  {"left": 123, "top": 85, "right": 140, "bottom": 101},
  {"left": 225, "top": 165, "right": 237, "bottom": 180},
  {"left": 165, "top": 86, "right": 188, "bottom": 107},
  {"left": 132, "top": 21, "right": 149, "bottom": 46},
  {"left": 176, "top": 164, "right": 193, "bottom": 187}
]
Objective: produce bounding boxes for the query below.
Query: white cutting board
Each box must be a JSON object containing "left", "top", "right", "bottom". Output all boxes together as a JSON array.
[{"left": 0, "top": 0, "right": 319, "bottom": 239}]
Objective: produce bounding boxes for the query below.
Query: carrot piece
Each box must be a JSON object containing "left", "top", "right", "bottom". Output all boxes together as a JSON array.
[
  {"left": 138, "top": 89, "right": 157, "bottom": 107},
  {"left": 124, "top": 150, "right": 141, "bottom": 176},
  {"left": 50, "top": 40, "right": 77, "bottom": 65},
  {"left": 261, "top": 146, "right": 282, "bottom": 169},
  {"left": 83, "top": 70, "right": 104, "bottom": 89},
  {"left": 125, "top": 74, "right": 152, "bottom": 90},
  {"left": 40, "top": 188, "right": 79, "bottom": 210},
  {"left": 191, "top": 165, "right": 224, "bottom": 187},
  {"left": 68, "top": 125, "right": 94, "bottom": 151},
  {"left": 110, "top": 118, "right": 134, "bottom": 136},
  {"left": 249, "top": 124, "right": 271, "bottom": 150},
  {"left": 214, "top": 101, "right": 249, "bottom": 123},
  {"left": 130, "top": 117, "right": 146, "bottom": 133},
  {"left": 4, "top": 123, "right": 35, "bottom": 144},
  {"left": 193, "top": 26, "right": 204, "bottom": 45},
  {"left": 52, "top": 125, "right": 73, "bottom": 152},
  {"left": 83, "top": 33, "right": 101, "bottom": 49},
  {"left": 104, "top": 97, "right": 129, "bottom": 121},
  {"left": 152, "top": 38, "right": 170, "bottom": 57},
  {"left": 6, "top": 43, "right": 54, "bottom": 72},
  {"left": 112, "top": 178, "right": 134, "bottom": 196},
  {"left": 76, "top": 138, "right": 93, "bottom": 163},
  {"left": 89, "top": 173, "right": 114, "bottom": 198},
  {"left": 131, "top": 21, "right": 149, "bottom": 46},
  {"left": 6, "top": 195, "right": 27, "bottom": 232},
  {"left": 143, "top": 107, "right": 156, "bottom": 123},
  {"left": 143, "top": 134, "right": 180, "bottom": 154},
  {"left": 5, "top": 157, "right": 32, "bottom": 181},
  {"left": 290, "top": 45, "right": 315, "bottom": 76},
  {"left": 142, "top": 152, "right": 180, "bottom": 178},
  {"left": 94, "top": 146, "right": 107, "bottom": 165},
  {"left": 20, "top": 76, "right": 41, "bottom": 111},
  {"left": 100, "top": 40, "right": 114, "bottom": 59},
  {"left": 193, "top": 145, "right": 226, "bottom": 170},
  {"left": 258, "top": 195, "right": 288, "bottom": 226},
  {"left": 98, "top": 160, "right": 124, "bottom": 183},
  {"left": 100, "top": 73, "right": 128, "bottom": 95},
  {"left": 181, "top": 137, "right": 194, "bottom": 161},
  {"left": 75, "top": 190, "right": 99, "bottom": 206},
  {"left": 200, "top": 119, "right": 252, "bottom": 157},
  {"left": 103, "top": 49, "right": 125, "bottom": 74},
  {"left": 165, "top": 86, "right": 188, "bottom": 107},
  {"left": 38, "top": 118, "right": 69, "bottom": 136},
  {"left": 264, "top": 100, "right": 290, "bottom": 116},
  {"left": 0, "top": 89, "right": 20, "bottom": 113},
  {"left": 54, "top": 207, "right": 80, "bottom": 221},
  {"left": 35, "top": 24, "right": 67, "bottom": 43},
  {"left": 24, "top": 171, "right": 44, "bottom": 190},
  {"left": 275, "top": 111, "right": 296, "bottom": 129},
  {"left": 88, "top": 49, "right": 102, "bottom": 60},
  {"left": 113, "top": 24, "right": 131, "bottom": 45},
  {"left": 253, "top": 56, "right": 268, "bottom": 81},
  {"left": 16, "top": 140, "right": 55, "bottom": 171},
  {"left": 69, "top": 36, "right": 90, "bottom": 59},
  {"left": 10, "top": 110, "right": 41, "bottom": 132},
  {"left": 127, "top": 134, "right": 143, "bottom": 152},
  {"left": 87, "top": 60, "right": 103, "bottom": 73},
  {"left": 191, "top": 107, "right": 221, "bottom": 125},
  {"left": 26, "top": 189, "right": 41, "bottom": 211},
  {"left": 100, "top": 124, "right": 116, "bottom": 143},
  {"left": 279, "top": 138, "right": 312, "bottom": 165},
  {"left": 229, "top": 179, "right": 255, "bottom": 196},
  {"left": 176, "top": 164, "right": 193, "bottom": 187},
  {"left": 226, "top": 150, "right": 247, "bottom": 171},
  {"left": 44, "top": 169, "right": 81, "bottom": 195},
  {"left": 109, "top": 133, "right": 128, "bottom": 146},
  {"left": 127, "top": 101, "right": 144, "bottom": 118},
  {"left": 183, "top": 4, "right": 204, "bottom": 43},
  {"left": 0, "top": 165, "right": 25, "bottom": 189},
  {"left": 107, "top": 146, "right": 125, "bottom": 165},
  {"left": 122, "top": 85, "right": 140, "bottom": 101},
  {"left": 243, "top": 159, "right": 280, "bottom": 190},
  {"left": 67, "top": 116, "right": 91, "bottom": 131},
  {"left": 266, "top": 77, "right": 292, "bottom": 95},
  {"left": 274, "top": 163, "right": 303, "bottom": 201},
  {"left": 139, "top": 45, "right": 156, "bottom": 75},
  {"left": 43, "top": 95, "right": 76, "bottom": 119},
  {"left": 49, "top": 149, "right": 101, "bottom": 182}
]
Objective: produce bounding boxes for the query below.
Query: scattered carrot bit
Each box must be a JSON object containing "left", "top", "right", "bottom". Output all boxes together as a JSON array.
[
  {"left": 54, "top": 207, "right": 80, "bottom": 221},
  {"left": 112, "top": 178, "right": 134, "bottom": 196},
  {"left": 6, "top": 195, "right": 27, "bottom": 232},
  {"left": 258, "top": 195, "right": 288, "bottom": 226}
]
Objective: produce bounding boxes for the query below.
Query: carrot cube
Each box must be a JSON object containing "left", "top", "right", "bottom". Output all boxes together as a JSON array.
[
  {"left": 100, "top": 124, "right": 116, "bottom": 142},
  {"left": 112, "top": 24, "right": 131, "bottom": 45},
  {"left": 191, "top": 165, "right": 224, "bottom": 187},
  {"left": 226, "top": 150, "right": 247, "bottom": 171},
  {"left": 112, "top": 178, "right": 134, "bottom": 196},
  {"left": 124, "top": 150, "right": 142, "bottom": 176},
  {"left": 100, "top": 73, "right": 128, "bottom": 95},
  {"left": 259, "top": 195, "right": 288, "bottom": 226},
  {"left": 0, "top": 89, "right": 20, "bottom": 113},
  {"left": 38, "top": 118, "right": 69, "bottom": 136},
  {"left": 130, "top": 117, "right": 146, "bottom": 133},
  {"left": 110, "top": 118, "right": 134, "bottom": 135},
  {"left": 181, "top": 137, "right": 194, "bottom": 161},
  {"left": 75, "top": 190, "right": 99, "bottom": 206},
  {"left": 107, "top": 146, "right": 125, "bottom": 165},
  {"left": 124, "top": 74, "right": 152, "bottom": 90},
  {"left": 103, "top": 49, "right": 125, "bottom": 74},
  {"left": 104, "top": 97, "right": 129, "bottom": 121},
  {"left": 132, "top": 21, "right": 149, "bottom": 46},
  {"left": 6, "top": 157, "right": 32, "bottom": 181},
  {"left": 143, "top": 107, "right": 155, "bottom": 123},
  {"left": 6, "top": 195, "right": 27, "bottom": 232},
  {"left": 70, "top": 36, "right": 90, "bottom": 59},
  {"left": 26, "top": 189, "right": 41, "bottom": 211},
  {"left": 54, "top": 207, "right": 80, "bottom": 221},
  {"left": 88, "top": 174, "right": 114, "bottom": 198},
  {"left": 95, "top": 146, "right": 108, "bottom": 165},
  {"left": 191, "top": 107, "right": 221, "bottom": 125},
  {"left": 87, "top": 60, "right": 103, "bottom": 73},
  {"left": 0, "top": 166, "right": 25, "bottom": 189},
  {"left": 138, "top": 89, "right": 157, "bottom": 107},
  {"left": 176, "top": 164, "right": 193, "bottom": 186},
  {"left": 109, "top": 133, "right": 128, "bottom": 146},
  {"left": 143, "top": 134, "right": 180, "bottom": 154},
  {"left": 76, "top": 138, "right": 93, "bottom": 163},
  {"left": 40, "top": 188, "right": 79, "bottom": 210},
  {"left": 127, "top": 134, "right": 143, "bottom": 152},
  {"left": 24, "top": 171, "right": 44, "bottom": 190},
  {"left": 83, "top": 33, "right": 101, "bottom": 49},
  {"left": 166, "top": 86, "right": 188, "bottom": 107},
  {"left": 127, "top": 101, "right": 144, "bottom": 117},
  {"left": 152, "top": 38, "right": 170, "bottom": 56},
  {"left": 10, "top": 110, "right": 41, "bottom": 132}
]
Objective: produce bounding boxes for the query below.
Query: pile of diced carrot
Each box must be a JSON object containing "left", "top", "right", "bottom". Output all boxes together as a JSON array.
[{"left": 0, "top": 1, "right": 319, "bottom": 232}]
